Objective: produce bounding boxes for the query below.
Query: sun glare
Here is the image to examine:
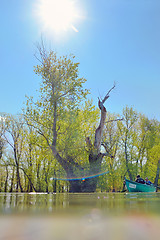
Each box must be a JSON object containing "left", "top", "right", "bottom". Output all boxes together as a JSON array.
[{"left": 36, "top": 0, "right": 79, "bottom": 33}]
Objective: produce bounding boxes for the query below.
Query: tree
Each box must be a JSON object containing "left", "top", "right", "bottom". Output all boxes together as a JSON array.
[
  {"left": 3, "top": 114, "right": 25, "bottom": 192},
  {"left": 148, "top": 144, "right": 160, "bottom": 186},
  {"left": 117, "top": 106, "right": 138, "bottom": 180},
  {"left": 24, "top": 44, "right": 115, "bottom": 192},
  {"left": 101, "top": 113, "right": 123, "bottom": 191},
  {"left": 0, "top": 115, "right": 6, "bottom": 160},
  {"left": 0, "top": 114, "right": 10, "bottom": 192}
]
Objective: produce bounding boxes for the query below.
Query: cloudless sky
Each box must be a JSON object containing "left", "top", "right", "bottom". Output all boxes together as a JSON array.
[{"left": 1, "top": 0, "right": 160, "bottom": 120}]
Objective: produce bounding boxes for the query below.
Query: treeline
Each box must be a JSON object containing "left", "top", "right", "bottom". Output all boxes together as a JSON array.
[
  {"left": 0, "top": 48, "right": 160, "bottom": 193},
  {"left": 1, "top": 107, "right": 160, "bottom": 193}
]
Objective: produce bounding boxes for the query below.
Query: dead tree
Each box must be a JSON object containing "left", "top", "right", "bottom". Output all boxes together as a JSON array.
[{"left": 81, "top": 84, "right": 116, "bottom": 192}]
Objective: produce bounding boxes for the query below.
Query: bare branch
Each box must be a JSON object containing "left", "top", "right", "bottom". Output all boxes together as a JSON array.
[
  {"left": 34, "top": 37, "right": 48, "bottom": 64},
  {"left": 102, "top": 83, "right": 116, "bottom": 104},
  {"left": 101, "top": 143, "right": 114, "bottom": 159},
  {"left": 105, "top": 118, "right": 124, "bottom": 124},
  {"left": 94, "top": 84, "right": 116, "bottom": 153}
]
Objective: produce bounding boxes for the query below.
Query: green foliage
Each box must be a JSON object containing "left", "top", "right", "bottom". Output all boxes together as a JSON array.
[
  {"left": 1, "top": 104, "right": 160, "bottom": 192},
  {"left": 1, "top": 48, "right": 160, "bottom": 192},
  {"left": 34, "top": 51, "right": 89, "bottom": 109}
]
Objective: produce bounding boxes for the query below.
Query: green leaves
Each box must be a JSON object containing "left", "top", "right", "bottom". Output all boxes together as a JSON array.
[{"left": 34, "top": 51, "right": 89, "bottom": 110}]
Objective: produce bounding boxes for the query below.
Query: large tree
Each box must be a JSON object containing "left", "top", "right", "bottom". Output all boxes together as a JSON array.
[{"left": 24, "top": 45, "right": 114, "bottom": 192}]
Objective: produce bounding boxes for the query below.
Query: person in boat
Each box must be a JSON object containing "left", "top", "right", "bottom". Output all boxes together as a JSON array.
[
  {"left": 135, "top": 175, "right": 145, "bottom": 184},
  {"left": 145, "top": 177, "right": 152, "bottom": 185}
]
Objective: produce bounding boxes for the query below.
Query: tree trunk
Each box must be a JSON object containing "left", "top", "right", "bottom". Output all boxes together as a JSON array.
[
  {"left": 21, "top": 167, "right": 37, "bottom": 192},
  {"left": 36, "top": 162, "right": 41, "bottom": 191},
  {"left": 154, "top": 159, "right": 160, "bottom": 186},
  {"left": 4, "top": 165, "right": 9, "bottom": 192},
  {"left": 81, "top": 153, "right": 103, "bottom": 192},
  {"left": 0, "top": 139, "right": 4, "bottom": 160},
  {"left": 125, "top": 140, "right": 133, "bottom": 181},
  {"left": 16, "top": 166, "right": 23, "bottom": 192},
  {"left": 9, "top": 167, "right": 15, "bottom": 192}
]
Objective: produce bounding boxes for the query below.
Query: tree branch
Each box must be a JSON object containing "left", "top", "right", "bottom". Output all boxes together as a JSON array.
[
  {"left": 102, "top": 83, "right": 116, "bottom": 104},
  {"left": 94, "top": 84, "right": 116, "bottom": 153},
  {"left": 105, "top": 118, "right": 123, "bottom": 124}
]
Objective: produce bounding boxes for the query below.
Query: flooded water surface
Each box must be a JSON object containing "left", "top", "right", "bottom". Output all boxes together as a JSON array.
[{"left": 0, "top": 192, "right": 160, "bottom": 240}]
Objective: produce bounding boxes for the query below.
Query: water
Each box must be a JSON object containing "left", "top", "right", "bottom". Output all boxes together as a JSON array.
[{"left": 0, "top": 192, "right": 160, "bottom": 240}]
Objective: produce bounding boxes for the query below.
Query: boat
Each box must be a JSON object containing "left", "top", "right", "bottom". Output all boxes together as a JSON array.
[{"left": 125, "top": 178, "right": 156, "bottom": 192}]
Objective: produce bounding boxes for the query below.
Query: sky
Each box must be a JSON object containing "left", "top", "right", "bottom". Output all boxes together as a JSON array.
[{"left": 0, "top": 0, "right": 160, "bottom": 120}]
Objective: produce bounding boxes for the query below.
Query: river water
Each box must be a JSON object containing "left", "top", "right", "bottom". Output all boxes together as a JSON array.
[{"left": 0, "top": 192, "right": 160, "bottom": 240}]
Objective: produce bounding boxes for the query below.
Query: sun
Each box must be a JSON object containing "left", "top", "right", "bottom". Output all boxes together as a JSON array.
[{"left": 36, "top": 0, "right": 79, "bottom": 33}]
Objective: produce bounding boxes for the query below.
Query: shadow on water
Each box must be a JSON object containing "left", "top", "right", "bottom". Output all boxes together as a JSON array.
[{"left": 1, "top": 192, "right": 160, "bottom": 240}]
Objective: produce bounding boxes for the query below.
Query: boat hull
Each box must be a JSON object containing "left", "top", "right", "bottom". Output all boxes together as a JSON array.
[{"left": 125, "top": 178, "right": 156, "bottom": 192}]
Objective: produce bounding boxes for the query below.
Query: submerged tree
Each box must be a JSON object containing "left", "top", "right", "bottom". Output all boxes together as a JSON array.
[
  {"left": 24, "top": 44, "right": 115, "bottom": 192},
  {"left": 84, "top": 85, "right": 115, "bottom": 191}
]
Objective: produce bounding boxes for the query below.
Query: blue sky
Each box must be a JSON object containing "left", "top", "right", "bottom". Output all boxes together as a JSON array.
[{"left": 1, "top": 0, "right": 160, "bottom": 120}]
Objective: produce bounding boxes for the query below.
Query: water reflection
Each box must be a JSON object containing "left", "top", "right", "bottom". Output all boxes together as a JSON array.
[
  {"left": 1, "top": 193, "right": 160, "bottom": 240},
  {"left": 1, "top": 192, "right": 160, "bottom": 216}
]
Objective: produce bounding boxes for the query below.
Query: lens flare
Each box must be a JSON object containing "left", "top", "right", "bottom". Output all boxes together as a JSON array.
[
  {"left": 50, "top": 171, "right": 109, "bottom": 181},
  {"left": 35, "top": 0, "right": 80, "bottom": 33}
]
